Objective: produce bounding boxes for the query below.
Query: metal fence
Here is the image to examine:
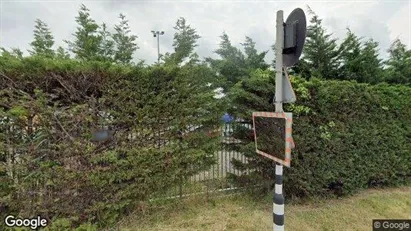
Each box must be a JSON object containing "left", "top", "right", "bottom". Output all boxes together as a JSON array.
[
  {"left": 1, "top": 115, "right": 253, "bottom": 200},
  {"left": 151, "top": 122, "right": 253, "bottom": 200}
]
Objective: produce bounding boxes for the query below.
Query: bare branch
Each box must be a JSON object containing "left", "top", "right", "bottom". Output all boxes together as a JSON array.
[
  {"left": 53, "top": 111, "right": 75, "bottom": 142},
  {"left": 0, "top": 72, "right": 17, "bottom": 87}
]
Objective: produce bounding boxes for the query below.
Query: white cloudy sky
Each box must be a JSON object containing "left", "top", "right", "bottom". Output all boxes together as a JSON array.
[{"left": 0, "top": 0, "right": 410, "bottom": 65}]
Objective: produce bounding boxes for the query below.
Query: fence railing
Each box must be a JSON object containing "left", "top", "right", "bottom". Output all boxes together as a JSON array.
[
  {"left": 151, "top": 122, "right": 253, "bottom": 200},
  {"left": 1, "top": 117, "right": 252, "bottom": 200}
]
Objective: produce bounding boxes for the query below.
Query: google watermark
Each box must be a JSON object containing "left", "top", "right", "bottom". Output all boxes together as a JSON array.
[
  {"left": 4, "top": 215, "right": 48, "bottom": 230},
  {"left": 373, "top": 219, "right": 411, "bottom": 231}
]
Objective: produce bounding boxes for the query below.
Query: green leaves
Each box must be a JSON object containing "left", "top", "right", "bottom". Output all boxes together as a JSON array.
[
  {"left": 241, "top": 36, "right": 269, "bottom": 71},
  {"left": 294, "top": 9, "right": 341, "bottom": 80},
  {"left": 166, "top": 17, "right": 201, "bottom": 65},
  {"left": 97, "top": 23, "right": 115, "bottom": 62},
  {"left": 384, "top": 39, "right": 411, "bottom": 84},
  {"left": 206, "top": 33, "right": 270, "bottom": 92},
  {"left": 338, "top": 29, "right": 384, "bottom": 84},
  {"left": 0, "top": 57, "right": 222, "bottom": 229},
  {"left": 8, "top": 105, "right": 29, "bottom": 118},
  {"left": 65, "top": 4, "right": 103, "bottom": 61},
  {"left": 29, "top": 19, "right": 55, "bottom": 58},
  {"left": 291, "top": 9, "right": 393, "bottom": 85},
  {"left": 112, "top": 14, "right": 138, "bottom": 64},
  {"left": 228, "top": 73, "right": 411, "bottom": 198}
]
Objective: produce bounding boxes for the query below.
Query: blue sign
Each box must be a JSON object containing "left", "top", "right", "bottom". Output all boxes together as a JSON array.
[
  {"left": 222, "top": 113, "right": 234, "bottom": 123},
  {"left": 91, "top": 129, "right": 114, "bottom": 142}
]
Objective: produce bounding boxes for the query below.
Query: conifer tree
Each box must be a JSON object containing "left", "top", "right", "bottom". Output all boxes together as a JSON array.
[
  {"left": 55, "top": 46, "right": 70, "bottom": 59},
  {"left": 338, "top": 29, "right": 363, "bottom": 81},
  {"left": 165, "top": 17, "right": 201, "bottom": 65},
  {"left": 241, "top": 36, "right": 269, "bottom": 70},
  {"left": 205, "top": 32, "right": 247, "bottom": 92},
  {"left": 112, "top": 13, "right": 138, "bottom": 64},
  {"left": 338, "top": 29, "right": 383, "bottom": 83},
  {"left": 292, "top": 7, "right": 341, "bottom": 79},
  {"left": 98, "top": 23, "right": 115, "bottom": 62},
  {"left": 384, "top": 39, "right": 411, "bottom": 84},
  {"left": 359, "top": 39, "right": 384, "bottom": 83},
  {"left": 29, "top": 19, "right": 55, "bottom": 57},
  {"left": 65, "top": 4, "right": 102, "bottom": 60},
  {"left": 12, "top": 48, "right": 24, "bottom": 59}
]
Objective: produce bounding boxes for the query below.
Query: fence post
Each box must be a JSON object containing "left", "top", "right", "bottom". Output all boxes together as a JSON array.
[
  {"left": 179, "top": 175, "right": 183, "bottom": 199},
  {"left": 178, "top": 129, "right": 183, "bottom": 199}
]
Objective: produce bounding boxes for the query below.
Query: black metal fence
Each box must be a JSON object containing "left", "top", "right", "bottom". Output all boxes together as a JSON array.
[
  {"left": 150, "top": 122, "right": 253, "bottom": 200},
  {"left": 1, "top": 115, "right": 252, "bottom": 201}
]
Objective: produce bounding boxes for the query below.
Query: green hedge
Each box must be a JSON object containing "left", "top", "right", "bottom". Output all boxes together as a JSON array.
[
  {"left": 0, "top": 56, "right": 223, "bottom": 229},
  {"left": 227, "top": 69, "right": 411, "bottom": 198}
]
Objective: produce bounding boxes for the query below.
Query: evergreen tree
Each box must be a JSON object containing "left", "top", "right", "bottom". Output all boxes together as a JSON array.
[
  {"left": 384, "top": 39, "right": 411, "bottom": 84},
  {"left": 338, "top": 28, "right": 363, "bottom": 81},
  {"left": 292, "top": 8, "right": 341, "bottom": 79},
  {"left": 29, "top": 19, "right": 55, "bottom": 57},
  {"left": 214, "top": 32, "right": 244, "bottom": 61},
  {"left": 11, "top": 48, "right": 24, "bottom": 59},
  {"left": 1, "top": 48, "right": 24, "bottom": 59},
  {"left": 65, "top": 4, "right": 102, "bottom": 60},
  {"left": 98, "top": 23, "right": 115, "bottom": 62},
  {"left": 112, "top": 13, "right": 138, "bottom": 64},
  {"left": 241, "top": 36, "right": 269, "bottom": 70},
  {"left": 338, "top": 29, "right": 383, "bottom": 84},
  {"left": 164, "top": 17, "right": 201, "bottom": 65},
  {"left": 55, "top": 46, "right": 70, "bottom": 59},
  {"left": 205, "top": 32, "right": 247, "bottom": 92},
  {"left": 288, "top": 58, "right": 311, "bottom": 77},
  {"left": 340, "top": 28, "right": 362, "bottom": 80},
  {"left": 359, "top": 39, "right": 384, "bottom": 84},
  {"left": 0, "top": 47, "right": 11, "bottom": 57}
]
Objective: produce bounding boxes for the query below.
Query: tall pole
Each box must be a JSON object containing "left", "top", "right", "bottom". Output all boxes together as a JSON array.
[
  {"left": 274, "top": 10, "right": 285, "bottom": 231},
  {"left": 157, "top": 34, "right": 160, "bottom": 63},
  {"left": 275, "top": 11, "right": 284, "bottom": 113},
  {"left": 151, "top": 30, "right": 164, "bottom": 64}
]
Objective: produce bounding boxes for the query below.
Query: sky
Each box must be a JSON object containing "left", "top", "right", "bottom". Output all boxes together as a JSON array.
[{"left": 0, "top": 0, "right": 410, "bottom": 65}]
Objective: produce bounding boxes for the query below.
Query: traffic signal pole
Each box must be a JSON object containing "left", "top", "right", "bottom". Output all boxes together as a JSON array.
[{"left": 273, "top": 10, "right": 285, "bottom": 231}]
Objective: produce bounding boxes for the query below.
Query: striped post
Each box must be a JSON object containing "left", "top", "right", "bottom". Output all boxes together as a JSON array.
[
  {"left": 273, "top": 164, "right": 284, "bottom": 231},
  {"left": 274, "top": 9, "right": 285, "bottom": 231}
]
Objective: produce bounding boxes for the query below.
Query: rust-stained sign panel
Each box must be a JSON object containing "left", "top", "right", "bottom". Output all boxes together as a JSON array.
[{"left": 252, "top": 112, "right": 293, "bottom": 167}]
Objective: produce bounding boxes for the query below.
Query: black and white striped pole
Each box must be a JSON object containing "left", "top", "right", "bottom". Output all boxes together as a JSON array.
[
  {"left": 273, "top": 10, "right": 285, "bottom": 231},
  {"left": 274, "top": 164, "right": 284, "bottom": 230},
  {"left": 250, "top": 8, "right": 304, "bottom": 231}
]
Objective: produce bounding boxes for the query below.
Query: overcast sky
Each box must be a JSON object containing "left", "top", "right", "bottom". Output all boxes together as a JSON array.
[{"left": 0, "top": 0, "right": 410, "bottom": 65}]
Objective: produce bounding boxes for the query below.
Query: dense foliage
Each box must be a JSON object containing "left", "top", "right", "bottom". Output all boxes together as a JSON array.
[
  {"left": 206, "top": 33, "right": 270, "bottom": 92},
  {"left": 1, "top": 3, "right": 411, "bottom": 229},
  {"left": 227, "top": 70, "right": 411, "bottom": 197},
  {"left": 2, "top": 4, "right": 411, "bottom": 86},
  {"left": 0, "top": 56, "right": 223, "bottom": 229}
]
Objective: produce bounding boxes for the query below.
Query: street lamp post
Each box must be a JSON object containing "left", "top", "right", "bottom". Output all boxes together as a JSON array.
[{"left": 151, "top": 30, "right": 164, "bottom": 63}]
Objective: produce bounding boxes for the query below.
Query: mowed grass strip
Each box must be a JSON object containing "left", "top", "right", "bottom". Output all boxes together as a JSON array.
[{"left": 120, "top": 186, "right": 411, "bottom": 231}]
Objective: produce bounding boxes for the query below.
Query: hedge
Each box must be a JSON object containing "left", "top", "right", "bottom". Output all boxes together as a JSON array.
[
  {"left": 0, "top": 55, "right": 223, "bottom": 229},
  {"left": 227, "top": 69, "right": 411, "bottom": 198}
]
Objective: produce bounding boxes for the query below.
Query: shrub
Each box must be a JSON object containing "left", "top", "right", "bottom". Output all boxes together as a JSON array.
[
  {"left": 0, "top": 56, "right": 223, "bottom": 228},
  {"left": 227, "top": 70, "right": 411, "bottom": 198}
]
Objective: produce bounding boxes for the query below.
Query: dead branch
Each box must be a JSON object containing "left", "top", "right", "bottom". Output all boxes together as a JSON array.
[
  {"left": 53, "top": 111, "right": 75, "bottom": 142},
  {"left": 0, "top": 72, "right": 17, "bottom": 87},
  {"left": 51, "top": 72, "right": 80, "bottom": 100}
]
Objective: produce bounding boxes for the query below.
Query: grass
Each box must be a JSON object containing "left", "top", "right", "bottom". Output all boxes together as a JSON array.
[{"left": 119, "top": 186, "right": 411, "bottom": 231}]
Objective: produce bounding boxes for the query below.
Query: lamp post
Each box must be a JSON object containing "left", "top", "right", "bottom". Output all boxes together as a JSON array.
[{"left": 151, "top": 30, "right": 164, "bottom": 63}]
